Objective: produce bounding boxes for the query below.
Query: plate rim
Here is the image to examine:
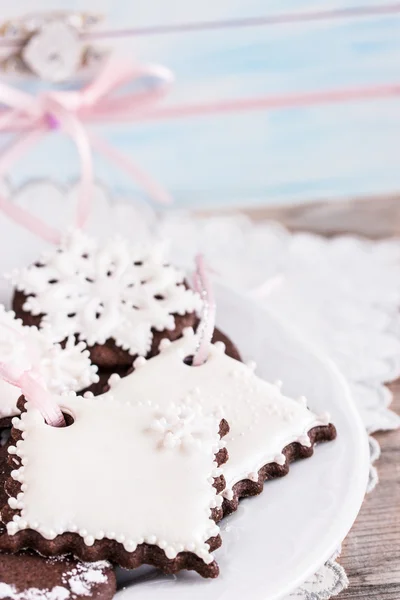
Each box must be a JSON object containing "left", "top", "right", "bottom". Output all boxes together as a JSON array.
[
  {"left": 116, "top": 283, "right": 371, "bottom": 600},
  {"left": 230, "top": 287, "right": 370, "bottom": 599}
]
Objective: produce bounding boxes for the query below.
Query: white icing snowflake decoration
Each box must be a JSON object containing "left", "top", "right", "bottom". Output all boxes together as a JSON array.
[
  {"left": 10, "top": 229, "right": 201, "bottom": 355},
  {"left": 0, "top": 306, "right": 98, "bottom": 419},
  {"left": 150, "top": 402, "right": 217, "bottom": 451}
]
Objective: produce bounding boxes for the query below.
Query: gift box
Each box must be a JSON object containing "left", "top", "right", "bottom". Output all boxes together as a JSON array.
[{"left": 0, "top": 1, "right": 399, "bottom": 209}]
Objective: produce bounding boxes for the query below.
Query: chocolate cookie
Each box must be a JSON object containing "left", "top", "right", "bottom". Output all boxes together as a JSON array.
[
  {"left": 1, "top": 384, "right": 229, "bottom": 578},
  {"left": 0, "top": 554, "right": 116, "bottom": 600},
  {"left": 11, "top": 231, "right": 201, "bottom": 370},
  {"left": 0, "top": 431, "right": 116, "bottom": 600},
  {"left": 211, "top": 327, "right": 241, "bottom": 362},
  {"left": 0, "top": 433, "right": 10, "bottom": 510},
  {"left": 86, "top": 326, "right": 242, "bottom": 397},
  {"left": 222, "top": 423, "right": 336, "bottom": 515},
  {"left": 3, "top": 330, "right": 335, "bottom": 543},
  {"left": 85, "top": 331, "right": 335, "bottom": 516}
]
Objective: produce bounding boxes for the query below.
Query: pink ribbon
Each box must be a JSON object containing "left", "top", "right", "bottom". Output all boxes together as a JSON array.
[
  {"left": 192, "top": 254, "right": 216, "bottom": 366},
  {"left": 1, "top": 56, "right": 399, "bottom": 245},
  {"left": 0, "top": 57, "right": 174, "bottom": 244},
  {"left": 0, "top": 324, "right": 65, "bottom": 427},
  {"left": 0, "top": 367, "right": 66, "bottom": 427}
]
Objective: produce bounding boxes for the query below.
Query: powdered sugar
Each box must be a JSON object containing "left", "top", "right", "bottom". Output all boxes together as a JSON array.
[
  {"left": 0, "top": 560, "right": 111, "bottom": 600},
  {"left": 0, "top": 583, "right": 69, "bottom": 600},
  {"left": 62, "top": 561, "right": 109, "bottom": 596}
]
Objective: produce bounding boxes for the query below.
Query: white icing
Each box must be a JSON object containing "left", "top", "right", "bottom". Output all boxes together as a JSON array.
[
  {"left": 61, "top": 560, "right": 109, "bottom": 597},
  {"left": 149, "top": 401, "right": 212, "bottom": 450},
  {"left": 10, "top": 230, "right": 201, "bottom": 354},
  {"left": 98, "top": 332, "right": 329, "bottom": 491},
  {"left": 0, "top": 307, "right": 98, "bottom": 420},
  {"left": 5, "top": 333, "right": 332, "bottom": 562},
  {"left": 7, "top": 393, "right": 222, "bottom": 565}
]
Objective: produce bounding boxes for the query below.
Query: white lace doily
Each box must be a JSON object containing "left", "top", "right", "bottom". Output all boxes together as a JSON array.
[
  {"left": 1, "top": 181, "right": 400, "bottom": 599},
  {"left": 155, "top": 212, "right": 400, "bottom": 599}
]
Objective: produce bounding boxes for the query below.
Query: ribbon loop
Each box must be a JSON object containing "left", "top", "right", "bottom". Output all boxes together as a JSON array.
[
  {"left": 81, "top": 58, "right": 140, "bottom": 105},
  {"left": 0, "top": 57, "right": 174, "bottom": 244},
  {"left": 0, "top": 323, "right": 65, "bottom": 427}
]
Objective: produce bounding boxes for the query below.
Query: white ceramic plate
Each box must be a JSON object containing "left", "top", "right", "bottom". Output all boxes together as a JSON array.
[{"left": 115, "top": 284, "right": 370, "bottom": 600}]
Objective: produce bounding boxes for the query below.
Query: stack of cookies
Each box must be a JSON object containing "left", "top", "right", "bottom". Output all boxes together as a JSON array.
[{"left": 0, "top": 231, "right": 336, "bottom": 599}]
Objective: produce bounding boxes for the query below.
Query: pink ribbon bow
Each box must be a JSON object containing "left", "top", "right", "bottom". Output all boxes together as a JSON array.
[{"left": 0, "top": 58, "right": 174, "bottom": 244}]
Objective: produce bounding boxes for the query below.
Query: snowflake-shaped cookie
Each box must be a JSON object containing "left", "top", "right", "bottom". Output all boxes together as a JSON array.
[
  {"left": 3, "top": 390, "right": 225, "bottom": 577},
  {"left": 10, "top": 229, "right": 201, "bottom": 358},
  {"left": 0, "top": 306, "right": 98, "bottom": 420}
]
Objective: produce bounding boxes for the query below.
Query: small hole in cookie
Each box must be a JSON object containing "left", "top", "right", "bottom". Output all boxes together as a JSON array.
[
  {"left": 47, "top": 412, "right": 75, "bottom": 428},
  {"left": 86, "top": 277, "right": 94, "bottom": 283},
  {"left": 183, "top": 355, "right": 208, "bottom": 366},
  {"left": 154, "top": 294, "right": 164, "bottom": 300},
  {"left": 48, "top": 279, "right": 58, "bottom": 284},
  {"left": 67, "top": 313, "right": 76, "bottom": 318},
  {"left": 63, "top": 413, "right": 75, "bottom": 427},
  {"left": 0, "top": 429, "right": 10, "bottom": 447},
  {"left": 134, "top": 261, "right": 143, "bottom": 266}
]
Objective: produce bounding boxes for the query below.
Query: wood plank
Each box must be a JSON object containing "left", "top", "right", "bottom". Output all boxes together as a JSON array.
[
  {"left": 339, "top": 384, "right": 400, "bottom": 598},
  {"left": 201, "top": 195, "right": 400, "bottom": 239}
]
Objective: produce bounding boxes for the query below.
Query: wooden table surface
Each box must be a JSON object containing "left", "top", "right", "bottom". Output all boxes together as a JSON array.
[
  {"left": 340, "top": 384, "right": 400, "bottom": 600},
  {"left": 216, "top": 196, "right": 400, "bottom": 599}
]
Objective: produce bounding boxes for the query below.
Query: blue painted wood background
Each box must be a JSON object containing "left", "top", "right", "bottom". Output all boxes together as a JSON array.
[{"left": 1, "top": 1, "right": 399, "bottom": 209}]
